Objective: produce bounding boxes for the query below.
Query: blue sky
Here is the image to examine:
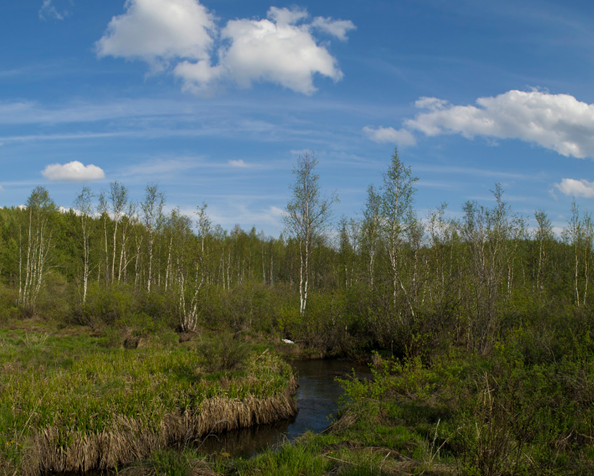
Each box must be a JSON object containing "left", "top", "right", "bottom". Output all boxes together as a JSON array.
[{"left": 2, "top": 0, "right": 594, "bottom": 235}]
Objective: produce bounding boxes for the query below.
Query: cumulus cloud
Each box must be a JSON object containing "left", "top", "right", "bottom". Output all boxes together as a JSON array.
[
  {"left": 42, "top": 161, "right": 105, "bottom": 182},
  {"left": 97, "top": 1, "right": 353, "bottom": 94},
  {"left": 96, "top": 0, "right": 215, "bottom": 68},
  {"left": 406, "top": 90, "right": 594, "bottom": 159},
  {"left": 555, "top": 178, "right": 594, "bottom": 198},
  {"left": 363, "top": 126, "right": 416, "bottom": 146}
]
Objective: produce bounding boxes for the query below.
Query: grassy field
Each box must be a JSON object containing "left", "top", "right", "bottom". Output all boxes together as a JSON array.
[
  {"left": 0, "top": 321, "right": 297, "bottom": 475},
  {"left": 3, "top": 315, "right": 594, "bottom": 476}
]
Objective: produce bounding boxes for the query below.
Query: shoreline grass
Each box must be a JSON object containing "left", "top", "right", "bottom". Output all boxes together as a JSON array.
[{"left": 0, "top": 327, "right": 297, "bottom": 475}]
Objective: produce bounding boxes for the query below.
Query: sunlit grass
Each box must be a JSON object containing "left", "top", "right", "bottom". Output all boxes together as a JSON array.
[{"left": 0, "top": 328, "right": 295, "bottom": 475}]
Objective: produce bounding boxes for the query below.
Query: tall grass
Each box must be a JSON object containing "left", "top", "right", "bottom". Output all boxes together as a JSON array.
[{"left": 0, "top": 330, "right": 296, "bottom": 475}]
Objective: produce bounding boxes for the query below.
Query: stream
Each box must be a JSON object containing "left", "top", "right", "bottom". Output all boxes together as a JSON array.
[
  {"left": 194, "top": 359, "right": 370, "bottom": 458},
  {"left": 56, "top": 359, "right": 370, "bottom": 474}
]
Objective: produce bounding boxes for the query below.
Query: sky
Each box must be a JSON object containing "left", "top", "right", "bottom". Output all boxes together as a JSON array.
[{"left": 2, "top": 0, "right": 594, "bottom": 236}]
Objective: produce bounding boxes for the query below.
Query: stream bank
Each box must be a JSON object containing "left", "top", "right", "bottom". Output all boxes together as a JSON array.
[{"left": 193, "top": 359, "right": 371, "bottom": 458}]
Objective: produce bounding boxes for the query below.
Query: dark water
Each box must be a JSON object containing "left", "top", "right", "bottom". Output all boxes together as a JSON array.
[
  {"left": 56, "top": 359, "right": 370, "bottom": 474},
  {"left": 194, "top": 359, "right": 370, "bottom": 458}
]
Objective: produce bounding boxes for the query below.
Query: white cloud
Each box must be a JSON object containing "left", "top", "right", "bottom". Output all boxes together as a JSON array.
[
  {"left": 290, "top": 148, "right": 314, "bottom": 156},
  {"left": 268, "top": 6, "right": 309, "bottom": 25},
  {"left": 555, "top": 178, "right": 594, "bottom": 198},
  {"left": 228, "top": 159, "right": 251, "bottom": 168},
  {"left": 39, "top": 0, "right": 69, "bottom": 20},
  {"left": 406, "top": 90, "right": 594, "bottom": 159},
  {"left": 208, "top": 204, "right": 285, "bottom": 230},
  {"left": 120, "top": 157, "right": 203, "bottom": 178},
  {"left": 173, "top": 61, "right": 223, "bottom": 93},
  {"left": 96, "top": 0, "right": 215, "bottom": 67},
  {"left": 363, "top": 126, "right": 417, "bottom": 146},
  {"left": 209, "top": 8, "right": 343, "bottom": 95},
  {"left": 97, "top": 2, "right": 352, "bottom": 95},
  {"left": 41, "top": 161, "right": 105, "bottom": 182},
  {"left": 311, "top": 17, "right": 356, "bottom": 41}
]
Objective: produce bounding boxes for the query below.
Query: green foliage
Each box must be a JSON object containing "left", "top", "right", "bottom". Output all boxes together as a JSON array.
[
  {"left": 5, "top": 156, "right": 594, "bottom": 473},
  {"left": 335, "top": 320, "right": 594, "bottom": 475},
  {"left": 0, "top": 329, "right": 294, "bottom": 473},
  {"left": 195, "top": 336, "right": 251, "bottom": 372}
]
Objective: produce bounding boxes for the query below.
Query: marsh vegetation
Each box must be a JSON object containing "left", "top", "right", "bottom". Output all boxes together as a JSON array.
[{"left": 2, "top": 150, "right": 594, "bottom": 474}]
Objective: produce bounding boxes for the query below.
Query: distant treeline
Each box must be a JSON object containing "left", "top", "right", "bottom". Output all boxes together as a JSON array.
[{"left": 0, "top": 150, "right": 592, "bottom": 355}]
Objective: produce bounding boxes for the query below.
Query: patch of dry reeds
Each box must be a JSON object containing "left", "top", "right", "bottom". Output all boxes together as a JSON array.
[
  {"left": 19, "top": 375, "right": 297, "bottom": 475},
  {"left": 0, "top": 336, "right": 297, "bottom": 476}
]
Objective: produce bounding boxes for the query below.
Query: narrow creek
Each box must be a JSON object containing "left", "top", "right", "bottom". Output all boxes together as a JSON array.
[
  {"left": 56, "top": 359, "right": 370, "bottom": 474},
  {"left": 194, "top": 359, "right": 370, "bottom": 458}
]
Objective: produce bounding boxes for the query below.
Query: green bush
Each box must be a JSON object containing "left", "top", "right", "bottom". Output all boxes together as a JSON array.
[{"left": 196, "top": 336, "right": 251, "bottom": 372}]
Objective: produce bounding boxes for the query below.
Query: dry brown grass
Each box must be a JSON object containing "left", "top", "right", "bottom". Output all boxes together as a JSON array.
[
  {"left": 119, "top": 455, "right": 218, "bottom": 476},
  {"left": 17, "top": 374, "right": 298, "bottom": 475},
  {"left": 324, "top": 410, "right": 358, "bottom": 433}
]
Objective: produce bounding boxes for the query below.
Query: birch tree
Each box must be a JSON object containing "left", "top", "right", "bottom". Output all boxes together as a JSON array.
[
  {"left": 362, "top": 185, "right": 382, "bottom": 288},
  {"left": 460, "top": 184, "right": 519, "bottom": 352},
  {"left": 142, "top": 184, "right": 165, "bottom": 293},
  {"left": 117, "top": 201, "right": 137, "bottom": 283},
  {"left": 19, "top": 187, "right": 55, "bottom": 313},
  {"left": 564, "top": 201, "right": 583, "bottom": 307},
  {"left": 97, "top": 191, "right": 109, "bottom": 284},
  {"left": 165, "top": 209, "right": 202, "bottom": 332},
  {"left": 284, "top": 153, "right": 337, "bottom": 316},
  {"left": 74, "top": 187, "right": 93, "bottom": 304},
  {"left": 380, "top": 148, "right": 418, "bottom": 322},
  {"left": 533, "top": 210, "right": 553, "bottom": 294},
  {"left": 108, "top": 181, "right": 128, "bottom": 284}
]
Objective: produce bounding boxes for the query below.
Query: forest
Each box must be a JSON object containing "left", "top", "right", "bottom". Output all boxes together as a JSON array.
[
  {"left": 2, "top": 150, "right": 594, "bottom": 475},
  {"left": 1, "top": 151, "right": 592, "bottom": 355}
]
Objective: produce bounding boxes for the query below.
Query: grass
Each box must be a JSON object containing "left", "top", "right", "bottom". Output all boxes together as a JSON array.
[
  {"left": 0, "top": 325, "right": 297, "bottom": 475},
  {"left": 5, "top": 318, "right": 593, "bottom": 476},
  {"left": 209, "top": 344, "right": 594, "bottom": 476}
]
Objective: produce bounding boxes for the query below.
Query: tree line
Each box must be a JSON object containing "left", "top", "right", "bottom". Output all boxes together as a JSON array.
[{"left": 0, "top": 149, "right": 592, "bottom": 355}]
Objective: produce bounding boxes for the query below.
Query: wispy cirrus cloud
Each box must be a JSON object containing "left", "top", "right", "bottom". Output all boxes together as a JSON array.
[
  {"left": 119, "top": 157, "right": 206, "bottom": 179},
  {"left": 39, "top": 0, "right": 70, "bottom": 21},
  {"left": 0, "top": 99, "right": 194, "bottom": 125},
  {"left": 228, "top": 159, "right": 252, "bottom": 168}
]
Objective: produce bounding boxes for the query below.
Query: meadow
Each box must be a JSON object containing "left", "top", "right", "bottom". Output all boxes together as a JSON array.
[{"left": 0, "top": 322, "right": 296, "bottom": 475}]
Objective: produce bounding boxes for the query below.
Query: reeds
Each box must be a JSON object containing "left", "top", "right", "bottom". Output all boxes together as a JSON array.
[
  {"left": 25, "top": 386, "right": 297, "bottom": 474},
  {"left": 0, "top": 332, "right": 297, "bottom": 475}
]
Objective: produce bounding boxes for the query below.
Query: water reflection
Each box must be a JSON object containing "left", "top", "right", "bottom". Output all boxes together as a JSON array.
[
  {"left": 55, "top": 359, "right": 370, "bottom": 473},
  {"left": 194, "top": 359, "right": 370, "bottom": 458}
]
